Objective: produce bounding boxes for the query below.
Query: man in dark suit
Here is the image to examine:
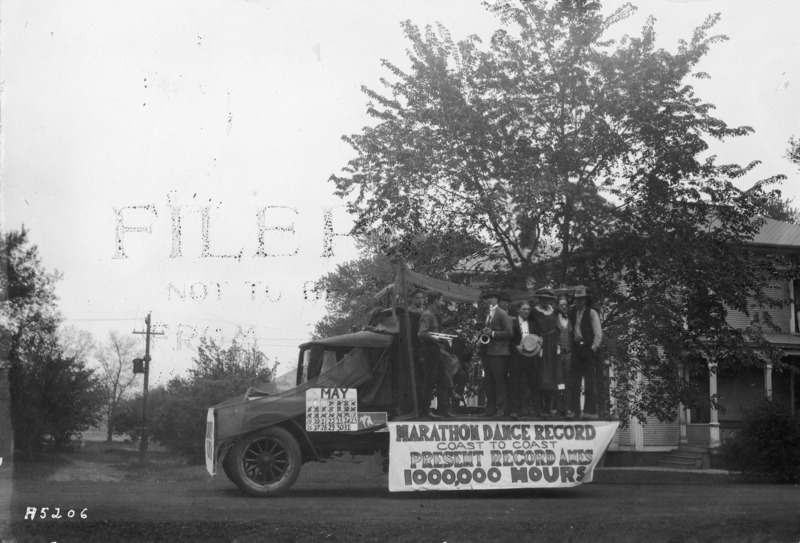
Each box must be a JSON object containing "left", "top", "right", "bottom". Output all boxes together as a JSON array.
[
  {"left": 569, "top": 286, "right": 603, "bottom": 419},
  {"left": 480, "top": 290, "right": 513, "bottom": 418}
]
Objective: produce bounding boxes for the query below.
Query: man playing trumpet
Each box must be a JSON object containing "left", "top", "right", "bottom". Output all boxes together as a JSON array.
[{"left": 418, "top": 291, "right": 456, "bottom": 419}]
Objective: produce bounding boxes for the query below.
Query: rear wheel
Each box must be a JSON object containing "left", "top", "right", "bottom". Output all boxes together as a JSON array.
[{"left": 228, "top": 426, "right": 302, "bottom": 497}]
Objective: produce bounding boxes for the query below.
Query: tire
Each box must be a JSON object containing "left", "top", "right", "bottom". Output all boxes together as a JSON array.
[{"left": 228, "top": 426, "right": 302, "bottom": 497}]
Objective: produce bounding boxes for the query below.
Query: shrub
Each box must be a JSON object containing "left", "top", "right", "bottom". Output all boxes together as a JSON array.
[
  {"left": 114, "top": 338, "right": 274, "bottom": 464},
  {"left": 722, "top": 399, "right": 800, "bottom": 483}
]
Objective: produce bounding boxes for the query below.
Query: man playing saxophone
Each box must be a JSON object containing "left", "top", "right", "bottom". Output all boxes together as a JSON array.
[{"left": 480, "top": 290, "right": 513, "bottom": 418}]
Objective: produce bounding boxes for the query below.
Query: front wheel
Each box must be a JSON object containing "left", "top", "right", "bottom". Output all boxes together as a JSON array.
[{"left": 228, "top": 426, "right": 302, "bottom": 497}]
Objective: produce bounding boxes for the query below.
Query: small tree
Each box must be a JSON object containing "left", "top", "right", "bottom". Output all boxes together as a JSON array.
[
  {"left": 3, "top": 227, "right": 104, "bottom": 454},
  {"left": 10, "top": 324, "right": 104, "bottom": 452},
  {"left": 59, "top": 325, "right": 95, "bottom": 362},
  {"left": 148, "top": 337, "right": 273, "bottom": 462},
  {"left": 787, "top": 136, "right": 800, "bottom": 168},
  {"left": 723, "top": 399, "right": 800, "bottom": 483},
  {"left": 760, "top": 192, "right": 800, "bottom": 224},
  {"left": 111, "top": 385, "right": 168, "bottom": 444},
  {"left": 95, "top": 330, "right": 140, "bottom": 442}
]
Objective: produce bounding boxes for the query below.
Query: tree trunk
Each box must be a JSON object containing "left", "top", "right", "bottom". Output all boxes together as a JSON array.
[{"left": 106, "top": 409, "right": 113, "bottom": 443}]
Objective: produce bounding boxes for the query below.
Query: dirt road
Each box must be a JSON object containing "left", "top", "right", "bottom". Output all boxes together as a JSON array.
[{"left": 5, "top": 475, "right": 800, "bottom": 542}]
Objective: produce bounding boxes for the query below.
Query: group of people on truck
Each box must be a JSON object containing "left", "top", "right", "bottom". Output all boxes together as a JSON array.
[{"left": 411, "top": 286, "right": 602, "bottom": 420}]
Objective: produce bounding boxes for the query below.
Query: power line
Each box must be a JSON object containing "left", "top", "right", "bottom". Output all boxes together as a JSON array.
[{"left": 65, "top": 317, "right": 144, "bottom": 322}]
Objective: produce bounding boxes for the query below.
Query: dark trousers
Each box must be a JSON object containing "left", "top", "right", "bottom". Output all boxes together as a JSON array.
[
  {"left": 570, "top": 344, "right": 597, "bottom": 415},
  {"left": 553, "top": 351, "right": 572, "bottom": 414},
  {"left": 483, "top": 354, "right": 508, "bottom": 415},
  {"left": 508, "top": 354, "right": 540, "bottom": 415},
  {"left": 419, "top": 343, "right": 450, "bottom": 415}
]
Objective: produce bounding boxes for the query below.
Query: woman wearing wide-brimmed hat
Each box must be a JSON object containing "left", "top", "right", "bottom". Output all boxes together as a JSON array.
[{"left": 529, "top": 288, "right": 562, "bottom": 418}]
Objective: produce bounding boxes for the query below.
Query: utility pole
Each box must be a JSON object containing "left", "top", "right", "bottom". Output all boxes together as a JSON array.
[{"left": 133, "top": 312, "right": 164, "bottom": 464}]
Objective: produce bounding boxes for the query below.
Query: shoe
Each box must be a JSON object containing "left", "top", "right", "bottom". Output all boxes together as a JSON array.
[
  {"left": 582, "top": 412, "right": 599, "bottom": 420},
  {"left": 565, "top": 410, "right": 575, "bottom": 418},
  {"left": 420, "top": 412, "right": 442, "bottom": 420},
  {"left": 494, "top": 413, "right": 503, "bottom": 419},
  {"left": 439, "top": 411, "right": 457, "bottom": 419},
  {"left": 482, "top": 411, "right": 496, "bottom": 418},
  {"left": 509, "top": 413, "right": 519, "bottom": 420}
]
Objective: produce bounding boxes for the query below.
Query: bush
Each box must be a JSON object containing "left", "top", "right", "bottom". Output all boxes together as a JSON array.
[
  {"left": 111, "top": 386, "right": 169, "bottom": 444},
  {"left": 722, "top": 399, "right": 800, "bottom": 483},
  {"left": 114, "top": 338, "right": 274, "bottom": 464},
  {"left": 10, "top": 331, "right": 104, "bottom": 454}
]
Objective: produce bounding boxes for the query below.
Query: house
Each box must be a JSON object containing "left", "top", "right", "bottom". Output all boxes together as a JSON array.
[
  {"left": 451, "top": 217, "right": 800, "bottom": 465},
  {"left": 609, "top": 217, "right": 799, "bottom": 464}
]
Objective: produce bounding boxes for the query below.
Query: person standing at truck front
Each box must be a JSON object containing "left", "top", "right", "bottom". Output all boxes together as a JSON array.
[{"left": 418, "top": 291, "right": 454, "bottom": 419}]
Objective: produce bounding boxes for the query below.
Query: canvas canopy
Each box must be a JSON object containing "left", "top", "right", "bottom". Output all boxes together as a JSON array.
[
  {"left": 299, "top": 330, "right": 394, "bottom": 350},
  {"left": 213, "top": 345, "right": 389, "bottom": 440},
  {"left": 376, "top": 266, "right": 533, "bottom": 304},
  {"left": 373, "top": 265, "right": 578, "bottom": 305}
]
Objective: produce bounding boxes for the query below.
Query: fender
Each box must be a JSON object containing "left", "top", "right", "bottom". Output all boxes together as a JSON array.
[{"left": 278, "top": 419, "right": 321, "bottom": 462}]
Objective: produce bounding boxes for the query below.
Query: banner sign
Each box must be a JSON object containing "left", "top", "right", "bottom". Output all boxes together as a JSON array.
[
  {"left": 388, "top": 420, "right": 619, "bottom": 491},
  {"left": 305, "top": 387, "right": 358, "bottom": 431}
]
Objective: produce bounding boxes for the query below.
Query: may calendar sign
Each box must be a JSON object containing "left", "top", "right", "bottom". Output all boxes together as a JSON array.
[{"left": 305, "top": 388, "right": 358, "bottom": 432}]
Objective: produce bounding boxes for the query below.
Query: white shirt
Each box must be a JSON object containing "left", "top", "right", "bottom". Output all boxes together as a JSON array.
[
  {"left": 486, "top": 304, "right": 497, "bottom": 326},
  {"left": 518, "top": 317, "right": 530, "bottom": 335}
]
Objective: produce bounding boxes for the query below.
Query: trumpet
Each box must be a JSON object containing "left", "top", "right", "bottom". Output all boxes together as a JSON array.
[
  {"left": 429, "top": 332, "right": 458, "bottom": 346},
  {"left": 479, "top": 334, "right": 491, "bottom": 345}
]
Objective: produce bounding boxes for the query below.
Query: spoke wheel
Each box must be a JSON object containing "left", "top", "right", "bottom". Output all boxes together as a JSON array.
[{"left": 229, "top": 426, "right": 302, "bottom": 497}]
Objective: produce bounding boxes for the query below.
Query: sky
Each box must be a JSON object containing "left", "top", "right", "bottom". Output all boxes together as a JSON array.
[{"left": 2, "top": 0, "right": 799, "bottom": 384}]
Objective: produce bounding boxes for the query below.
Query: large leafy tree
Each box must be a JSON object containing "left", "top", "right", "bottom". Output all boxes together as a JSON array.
[
  {"left": 1, "top": 228, "right": 104, "bottom": 454},
  {"left": 331, "top": 0, "right": 793, "bottom": 423}
]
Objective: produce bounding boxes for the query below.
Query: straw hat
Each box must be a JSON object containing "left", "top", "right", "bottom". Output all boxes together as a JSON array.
[{"left": 519, "top": 334, "right": 542, "bottom": 357}]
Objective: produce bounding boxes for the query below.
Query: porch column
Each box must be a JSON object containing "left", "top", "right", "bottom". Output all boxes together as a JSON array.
[
  {"left": 630, "top": 416, "right": 644, "bottom": 451},
  {"left": 678, "top": 363, "right": 687, "bottom": 445},
  {"left": 708, "top": 366, "right": 720, "bottom": 448},
  {"left": 764, "top": 362, "right": 773, "bottom": 400}
]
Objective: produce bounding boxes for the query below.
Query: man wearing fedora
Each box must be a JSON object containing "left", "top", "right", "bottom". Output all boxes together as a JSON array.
[
  {"left": 480, "top": 290, "right": 513, "bottom": 418},
  {"left": 569, "top": 286, "right": 603, "bottom": 419},
  {"left": 498, "top": 292, "right": 512, "bottom": 313}
]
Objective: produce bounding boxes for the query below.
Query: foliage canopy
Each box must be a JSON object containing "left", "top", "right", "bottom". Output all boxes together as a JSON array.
[{"left": 330, "top": 0, "right": 795, "bottom": 423}]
